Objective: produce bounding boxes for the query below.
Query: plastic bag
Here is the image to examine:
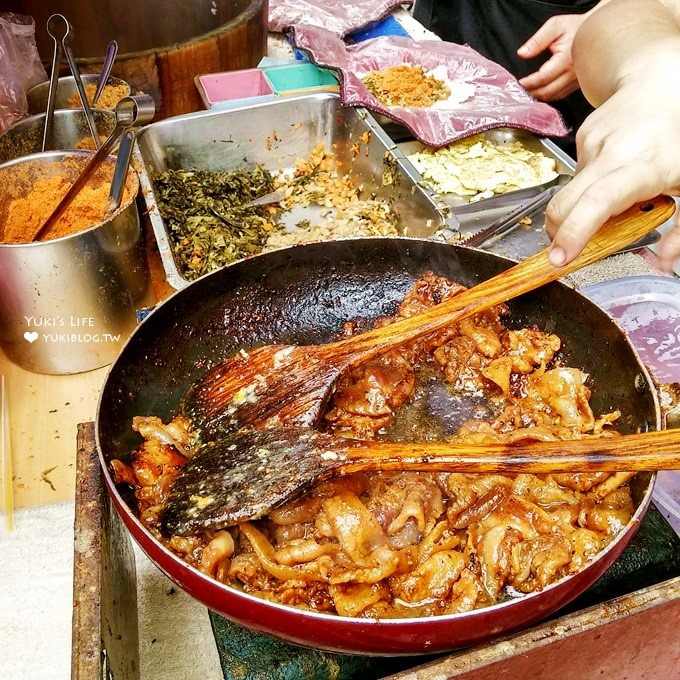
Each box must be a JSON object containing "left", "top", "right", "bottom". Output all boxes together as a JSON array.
[
  {"left": 289, "top": 26, "right": 569, "bottom": 147},
  {"left": 269, "top": 0, "right": 408, "bottom": 37},
  {"left": 0, "top": 13, "right": 48, "bottom": 133}
]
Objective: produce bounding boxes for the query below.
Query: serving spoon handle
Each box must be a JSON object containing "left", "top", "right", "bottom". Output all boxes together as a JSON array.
[
  {"left": 41, "top": 15, "right": 66, "bottom": 152},
  {"left": 93, "top": 40, "right": 118, "bottom": 106}
]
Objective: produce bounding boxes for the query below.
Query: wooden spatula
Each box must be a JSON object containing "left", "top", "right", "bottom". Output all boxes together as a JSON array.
[
  {"left": 183, "top": 196, "right": 676, "bottom": 439},
  {"left": 160, "top": 426, "right": 680, "bottom": 535}
]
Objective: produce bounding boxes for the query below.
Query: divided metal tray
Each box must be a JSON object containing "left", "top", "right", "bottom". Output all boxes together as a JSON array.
[
  {"left": 396, "top": 129, "right": 576, "bottom": 210},
  {"left": 135, "top": 93, "right": 452, "bottom": 290}
]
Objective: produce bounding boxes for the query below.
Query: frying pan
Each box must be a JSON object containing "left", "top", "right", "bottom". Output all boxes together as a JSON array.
[{"left": 96, "top": 238, "right": 660, "bottom": 655}]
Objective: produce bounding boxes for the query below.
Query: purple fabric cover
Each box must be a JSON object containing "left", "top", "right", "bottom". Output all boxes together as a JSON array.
[
  {"left": 269, "top": 0, "right": 409, "bottom": 37},
  {"left": 289, "top": 26, "right": 569, "bottom": 147}
]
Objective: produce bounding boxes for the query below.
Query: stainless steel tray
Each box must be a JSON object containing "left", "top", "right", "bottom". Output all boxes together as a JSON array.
[
  {"left": 395, "top": 129, "right": 576, "bottom": 259},
  {"left": 397, "top": 128, "right": 576, "bottom": 208},
  {"left": 135, "top": 93, "right": 452, "bottom": 290}
]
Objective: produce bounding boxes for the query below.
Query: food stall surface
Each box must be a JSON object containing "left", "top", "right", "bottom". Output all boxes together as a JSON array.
[{"left": 71, "top": 424, "right": 680, "bottom": 680}]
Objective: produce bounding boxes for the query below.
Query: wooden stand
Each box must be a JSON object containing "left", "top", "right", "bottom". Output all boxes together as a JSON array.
[{"left": 8, "top": 0, "right": 269, "bottom": 119}]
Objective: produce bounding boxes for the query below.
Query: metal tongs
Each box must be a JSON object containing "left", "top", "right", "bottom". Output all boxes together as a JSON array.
[
  {"left": 464, "top": 177, "right": 569, "bottom": 248},
  {"left": 32, "top": 94, "right": 156, "bottom": 242},
  {"left": 93, "top": 40, "right": 118, "bottom": 107},
  {"left": 42, "top": 14, "right": 100, "bottom": 152},
  {"left": 432, "top": 173, "right": 661, "bottom": 254}
]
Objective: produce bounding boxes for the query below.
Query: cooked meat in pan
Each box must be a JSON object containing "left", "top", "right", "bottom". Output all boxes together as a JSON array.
[{"left": 112, "top": 273, "right": 632, "bottom": 619}]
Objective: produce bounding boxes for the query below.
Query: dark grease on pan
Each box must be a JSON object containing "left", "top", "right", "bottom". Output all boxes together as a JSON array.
[{"left": 383, "top": 365, "right": 499, "bottom": 441}]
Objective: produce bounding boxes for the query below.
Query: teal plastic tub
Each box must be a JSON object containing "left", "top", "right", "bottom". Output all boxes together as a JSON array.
[{"left": 262, "top": 63, "right": 339, "bottom": 95}]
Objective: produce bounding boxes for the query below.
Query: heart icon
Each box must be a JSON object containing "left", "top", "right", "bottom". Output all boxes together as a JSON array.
[{"left": 24, "top": 331, "right": 39, "bottom": 343}]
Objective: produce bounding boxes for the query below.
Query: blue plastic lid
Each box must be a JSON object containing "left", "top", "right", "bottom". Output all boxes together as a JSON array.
[
  {"left": 347, "top": 16, "right": 410, "bottom": 43},
  {"left": 285, "top": 34, "right": 310, "bottom": 62}
]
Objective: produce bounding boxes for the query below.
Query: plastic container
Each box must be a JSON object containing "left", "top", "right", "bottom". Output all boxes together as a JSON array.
[
  {"left": 582, "top": 274, "right": 680, "bottom": 537},
  {"left": 653, "top": 473, "right": 680, "bottom": 536},
  {"left": 195, "top": 69, "right": 276, "bottom": 109},
  {"left": 262, "top": 63, "right": 339, "bottom": 96},
  {"left": 347, "top": 15, "right": 410, "bottom": 42},
  {"left": 582, "top": 275, "right": 680, "bottom": 384}
]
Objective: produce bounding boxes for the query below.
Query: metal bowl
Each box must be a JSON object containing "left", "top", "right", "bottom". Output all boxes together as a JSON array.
[
  {"left": 0, "top": 150, "right": 152, "bottom": 374},
  {"left": 0, "top": 109, "right": 116, "bottom": 165},
  {"left": 26, "top": 74, "right": 131, "bottom": 114},
  {"left": 96, "top": 238, "right": 660, "bottom": 654}
]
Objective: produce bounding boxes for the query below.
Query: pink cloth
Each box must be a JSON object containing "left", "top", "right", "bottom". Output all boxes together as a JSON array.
[
  {"left": 269, "top": 0, "right": 408, "bottom": 37},
  {"left": 290, "top": 26, "right": 569, "bottom": 147}
]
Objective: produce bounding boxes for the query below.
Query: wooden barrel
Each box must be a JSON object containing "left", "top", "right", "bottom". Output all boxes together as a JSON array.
[{"left": 8, "top": 0, "right": 268, "bottom": 119}]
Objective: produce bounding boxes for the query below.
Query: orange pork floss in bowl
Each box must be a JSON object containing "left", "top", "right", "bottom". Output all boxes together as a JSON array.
[
  {"left": 0, "top": 151, "right": 151, "bottom": 375},
  {"left": 0, "top": 153, "right": 135, "bottom": 243}
]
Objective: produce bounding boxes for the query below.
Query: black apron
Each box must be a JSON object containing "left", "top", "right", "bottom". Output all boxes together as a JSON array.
[{"left": 413, "top": 0, "right": 599, "bottom": 155}]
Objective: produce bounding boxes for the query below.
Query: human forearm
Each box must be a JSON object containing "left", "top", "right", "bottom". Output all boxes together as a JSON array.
[
  {"left": 573, "top": 0, "right": 680, "bottom": 106},
  {"left": 545, "top": 0, "right": 680, "bottom": 270}
]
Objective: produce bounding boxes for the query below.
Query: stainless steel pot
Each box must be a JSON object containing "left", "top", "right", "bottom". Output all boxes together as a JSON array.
[
  {"left": 0, "top": 150, "right": 152, "bottom": 374},
  {"left": 0, "top": 109, "right": 116, "bottom": 164}
]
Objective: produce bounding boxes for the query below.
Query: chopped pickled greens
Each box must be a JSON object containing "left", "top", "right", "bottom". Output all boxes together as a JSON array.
[{"left": 154, "top": 166, "right": 278, "bottom": 280}]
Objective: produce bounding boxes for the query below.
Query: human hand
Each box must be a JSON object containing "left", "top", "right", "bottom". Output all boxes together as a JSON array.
[
  {"left": 544, "top": 78, "right": 680, "bottom": 271},
  {"left": 517, "top": 14, "right": 586, "bottom": 101}
]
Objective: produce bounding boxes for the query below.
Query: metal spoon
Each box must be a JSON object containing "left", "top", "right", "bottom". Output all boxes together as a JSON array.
[
  {"left": 208, "top": 189, "right": 287, "bottom": 228},
  {"left": 32, "top": 94, "right": 154, "bottom": 242},
  {"left": 93, "top": 40, "right": 118, "bottom": 107},
  {"left": 247, "top": 188, "right": 286, "bottom": 207},
  {"left": 102, "top": 128, "right": 136, "bottom": 219},
  {"left": 208, "top": 206, "right": 243, "bottom": 229},
  {"left": 102, "top": 93, "right": 155, "bottom": 218}
]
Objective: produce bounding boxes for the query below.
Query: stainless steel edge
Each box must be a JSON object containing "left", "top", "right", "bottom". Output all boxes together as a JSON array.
[
  {"left": 539, "top": 135, "right": 578, "bottom": 173},
  {"left": 353, "top": 106, "right": 457, "bottom": 230},
  {"left": 134, "top": 145, "right": 188, "bottom": 290}
]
